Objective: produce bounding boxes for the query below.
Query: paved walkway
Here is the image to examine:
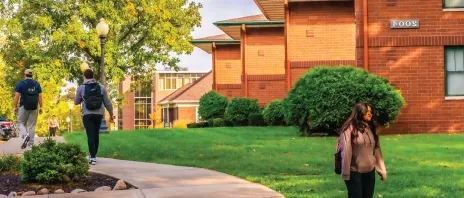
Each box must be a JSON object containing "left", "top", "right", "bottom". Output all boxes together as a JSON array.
[
  {"left": 0, "top": 137, "right": 65, "bottom": 155},
  {"left": 0, "top": 138, "right": 285, "bottom": 198}
]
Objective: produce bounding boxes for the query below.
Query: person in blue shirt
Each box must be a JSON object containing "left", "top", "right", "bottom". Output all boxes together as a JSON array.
[{"left": 13, "top": 69, "right": 43, "bottom": 150}]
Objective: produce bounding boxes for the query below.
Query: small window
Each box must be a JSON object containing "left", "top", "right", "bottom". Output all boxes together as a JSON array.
[
  {"left": 445, "top": 47, "right": 464, "bottom": 96},
  {"left": 444, "top": 0, "right": 464, "bottom": 8}
]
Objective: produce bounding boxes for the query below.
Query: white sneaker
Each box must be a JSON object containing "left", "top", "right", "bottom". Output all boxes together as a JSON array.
[
  {"left": 89, "top": 157, "right": 96, "bottom": 165},
  {"left": 25, "top": 145, "right": 32, "bottom": 151}
]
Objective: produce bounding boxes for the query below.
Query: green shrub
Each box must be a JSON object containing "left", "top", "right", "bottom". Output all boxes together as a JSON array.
[
  {"left": 0, "top": 154, "right": 22, "bottom": 172},
  {"left": 20, "top": 138, "right": 89, "bottom": 184},
  {"left": 225, "top": 98, "right": 261, "bottom": 126},
  {"left": 224, "top": 119, "right": 234, "bottom": 127},
  {"left": 198, "top": 91, "right": 229, "bottom": 120},
  {"left": 263, "top": 99, "right": 286, "bottom": 126},
  {"left": 187, "top": 122, "right": 209, "bottom": 128},
  {"left": 187, "top": 123, "right": 197, "bottom": 128},
  {"left": 208, "top": 118, "right": 225, "bottom": 127},
  {"left": 284, "top": 66, "right": 406, "bottom": 135},
  {"left": 248, "top": 113, "right": 266, "bottom": 126}
]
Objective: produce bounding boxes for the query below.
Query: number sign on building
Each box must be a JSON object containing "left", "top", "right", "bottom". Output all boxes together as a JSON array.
[{"left": 390, "top": 20, "right": 420, "bottom": 29}]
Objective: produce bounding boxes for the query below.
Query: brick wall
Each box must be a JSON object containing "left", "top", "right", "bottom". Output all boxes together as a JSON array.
[
  {"left": 248, "top": 77, "right": 286, "bottom": 106},
  {"left": 217, "top": 84, "right": 242, "bottom": 99},
  {"left": 367, "top": 46, "right": 464, "bottom": 133},
  {"left": 354, "top": 0, "right": 464, "bottom": 133},
  {"left": 288, "top": 2, "right": 356, "bottom": 61},
  {"left": 122, "top": 92, "right": 135, "bottom": 130},
  {"left": 216, "top": 44, "right": 242, "bottom": 84},
  {"left": 177, "top": 107, "right": 197, "bottom": 123},
  {"left": 246, "top": 27, "right": 285, "bottom": 75}
]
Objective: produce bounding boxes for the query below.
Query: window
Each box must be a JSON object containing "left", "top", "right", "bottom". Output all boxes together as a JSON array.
[
  {"left": 444, "top": 0, "right": 464, "bottom": 8},
  {"left": 134, "top": 84, "right": 152, "bottom": 129},
  {"left": 445, "top": 47, "right": 464, "bottom": 96},
  {"left": 158, "top": 73, "right": 205, "bottom": 90}
]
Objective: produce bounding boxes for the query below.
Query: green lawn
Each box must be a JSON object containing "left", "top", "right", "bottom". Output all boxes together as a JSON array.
[{"left": 64, "top": 127, "right": 464, "bottom": 198}]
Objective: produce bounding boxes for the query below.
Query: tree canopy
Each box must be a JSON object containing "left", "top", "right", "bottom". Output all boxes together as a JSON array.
[{"left": 0, "top": 0, "right": 202, "bottom": 87}]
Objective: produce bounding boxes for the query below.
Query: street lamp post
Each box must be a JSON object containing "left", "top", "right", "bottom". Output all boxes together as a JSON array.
[
  {"left": 68, "top": 102, "right": 73, "bottom": 132},
  {"left": 66, "top": 117, "right": 70, "bottom": 133},
  {"left": 96, "top": 18, "right": 110, "bottom": 134}
]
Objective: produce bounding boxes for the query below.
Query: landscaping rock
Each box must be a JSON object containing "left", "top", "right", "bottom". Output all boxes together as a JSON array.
[
  {"left": 54, "top": 189, "right": 65, "bottom": 194},
  {"left": 37, "top": 188, "right": 49, "bottom": 195},
  {"left": 0, "top": 194, "right": 7, "bottom": 197},
  {"left": 95, "top": 186, "right": 112, "bottom": 192},
  {"left": 21, "top": 191, "right": 36, "bottom": 196},
  {"left": 7, "top": 192, "right": 17, "bottom": 197},
  {"left": 71, "top": 189, "right": 86, "bottom": 194},
  {"left": 113, "top": 180, "right": 127, "bottom": 190},
  {"left": 63, "top": 175, "right": 71, "bottom": 182},
  {"left": 73, "top": 175, "right": 80, "bottom": 181}
]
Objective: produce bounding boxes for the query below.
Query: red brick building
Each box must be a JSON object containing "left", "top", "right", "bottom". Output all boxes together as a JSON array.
[
  {"left": 192, "top": 0, "right": 464, "bottom": 134},
  {"left": 118, "top": 71, "right": 208, "bottom": 130}
]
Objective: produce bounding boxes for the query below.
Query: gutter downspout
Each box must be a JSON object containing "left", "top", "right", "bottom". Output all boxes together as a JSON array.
[
  {"left": 212, "top": 42, "right": 217, "bottom": 90},
  {"left": 241, "top": 24, "right": 248, "bottom": 97},
  {"left": 284, "top": 0, "right": 290, "bottom": 91},
  {"left": 363, "top": 0, "right": 369, "bottom": 71}
]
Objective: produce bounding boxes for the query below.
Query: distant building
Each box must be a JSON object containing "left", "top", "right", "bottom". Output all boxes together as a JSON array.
[{"left": 117, "top": 71, "right": 209, "bottom": 130}]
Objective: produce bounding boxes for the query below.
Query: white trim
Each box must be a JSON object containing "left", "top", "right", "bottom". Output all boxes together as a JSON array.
[
  {"left": 443, "top": 8, "right": 464, "bottom": 12},
  {"left": 177, "top": 104, "right": 199, "bottom": 108},
  {"left": 158, "top": 100, "right": 199, "bottom": 105},
  {"left": 195, "top": 107, "right": 199, "bottom": 123},
  {"left": 155, "top": 71, "right": 209, "bottom": 74},
  {"left": 445, "top": 96, "right": 464, "bottom": 100}
]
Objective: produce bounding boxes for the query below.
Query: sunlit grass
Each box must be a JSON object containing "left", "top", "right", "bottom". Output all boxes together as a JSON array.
[{"left": 65, "top": 127, "right": 464, "bottom": 198}]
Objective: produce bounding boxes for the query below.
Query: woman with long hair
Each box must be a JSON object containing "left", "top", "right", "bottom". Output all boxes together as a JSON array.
[{"left": 339, "top": 103, "right": 387, "bottom": 198}]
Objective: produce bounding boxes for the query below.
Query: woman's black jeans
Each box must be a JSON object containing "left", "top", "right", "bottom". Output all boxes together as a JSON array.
[{"left": 344, "top": 170, "right": 375, "bottom": 198}]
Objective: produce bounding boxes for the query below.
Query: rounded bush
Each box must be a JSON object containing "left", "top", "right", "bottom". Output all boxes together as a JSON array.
[
  {"left": 198, "top": 91, "right": 229, "bottom": 121},
  {"left": 208, "top": 118, "right": 225, "bottom": 127},
  {"left": 20, "top": 138, "right": 89, "bottom": 184},
  {"left": 263, "top": 99, "right": 286, "bottom": 126},
  {"left": 225, "top": 98, "right": 261, "bottom": 126},
  {"left": 284, "top": 66, "right": 405, "bottom": 135},
  {"left": 248, "top": 113, "right": 266, "bottom": 126}
]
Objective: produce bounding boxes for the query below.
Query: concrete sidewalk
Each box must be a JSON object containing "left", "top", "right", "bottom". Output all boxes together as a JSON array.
[
  {"left": 0, "top": 138, "right": 285, "bottom": 198},
  {"left": 0, "top": 137, "right": 65, "bottom": 155}
]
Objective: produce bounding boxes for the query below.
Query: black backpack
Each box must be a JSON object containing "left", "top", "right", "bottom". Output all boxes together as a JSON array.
[
  {"left": 83, "top": 83, "right": 103, "bottom": 110},
  {"left": 22, "top": 80, "right": 39, "bottom": 110}
]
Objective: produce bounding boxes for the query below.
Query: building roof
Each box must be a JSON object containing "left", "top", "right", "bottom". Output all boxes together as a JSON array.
[
  {"left": 212, "top": 14, "right": 284, "bottom": 40},
  {"left": 213, "top": 14, "right": 283, "bottom": 26},
  {"left": 191, "top": 34, "right": 240, "bottom": 54},
  {"left": 158, "top": 72, "right": 213, "bottom": 104},
  {"left": 214, "top": 14, "right": 268, "bottom": 24},
  {"left": 253, "top": 0, "right": 285, "bottom": 21}
]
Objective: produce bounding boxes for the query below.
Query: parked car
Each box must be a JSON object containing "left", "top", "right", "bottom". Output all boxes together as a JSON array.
[{"left": 0, "top": 118, "right": 18, "bottom": 140}]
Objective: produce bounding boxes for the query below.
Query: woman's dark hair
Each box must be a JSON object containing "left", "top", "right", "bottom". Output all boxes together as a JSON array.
[{"left": 339, "top": 103, "right": 379, "bottom": 147}]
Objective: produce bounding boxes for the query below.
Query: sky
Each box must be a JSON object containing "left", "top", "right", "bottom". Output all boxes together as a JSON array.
[{"left": 165, "top": 0, "right": 262, "bottom": 72}]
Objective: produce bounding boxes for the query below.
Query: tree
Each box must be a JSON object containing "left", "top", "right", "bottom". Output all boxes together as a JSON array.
[
  {"left": 0, "top": 55, "right": 14, "bottom": 119},
  {"left": 284, "top": 66, "right": 406, "bottom": 135},
  {"left": 0, "top": 0, "right": 202, "bottom": 89}
]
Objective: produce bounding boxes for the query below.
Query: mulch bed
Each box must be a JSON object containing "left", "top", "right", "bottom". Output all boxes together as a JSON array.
[{"left": 0, "top": 171, "right": 134, "bottom": 196}]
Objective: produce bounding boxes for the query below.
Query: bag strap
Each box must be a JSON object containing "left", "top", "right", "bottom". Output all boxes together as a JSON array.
[{"left": 337, "top": 125, "right": 353, "bottom": 152}]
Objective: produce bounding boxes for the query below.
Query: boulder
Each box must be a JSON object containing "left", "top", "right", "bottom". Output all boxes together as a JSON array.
[
  {"left": 113, "top": 180, "right": 127, "bottom": 190},
  {"left": 37, "top": 188, "right": 49, "bottom": 195},
  {"left": 7, "top": 192, "right": 17, "bottom": 197},
  {"left": 71, "top": 189, "right": 87, "bottom": 194},
  {"left": 54, "top": 189, "right": 65, "bottom": 194},
  {"left": 21, "top": 191, "right": 36, "bottom": 196},
  {"left": 95, "top": 186, "right": 112, "bottom": 192}
]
